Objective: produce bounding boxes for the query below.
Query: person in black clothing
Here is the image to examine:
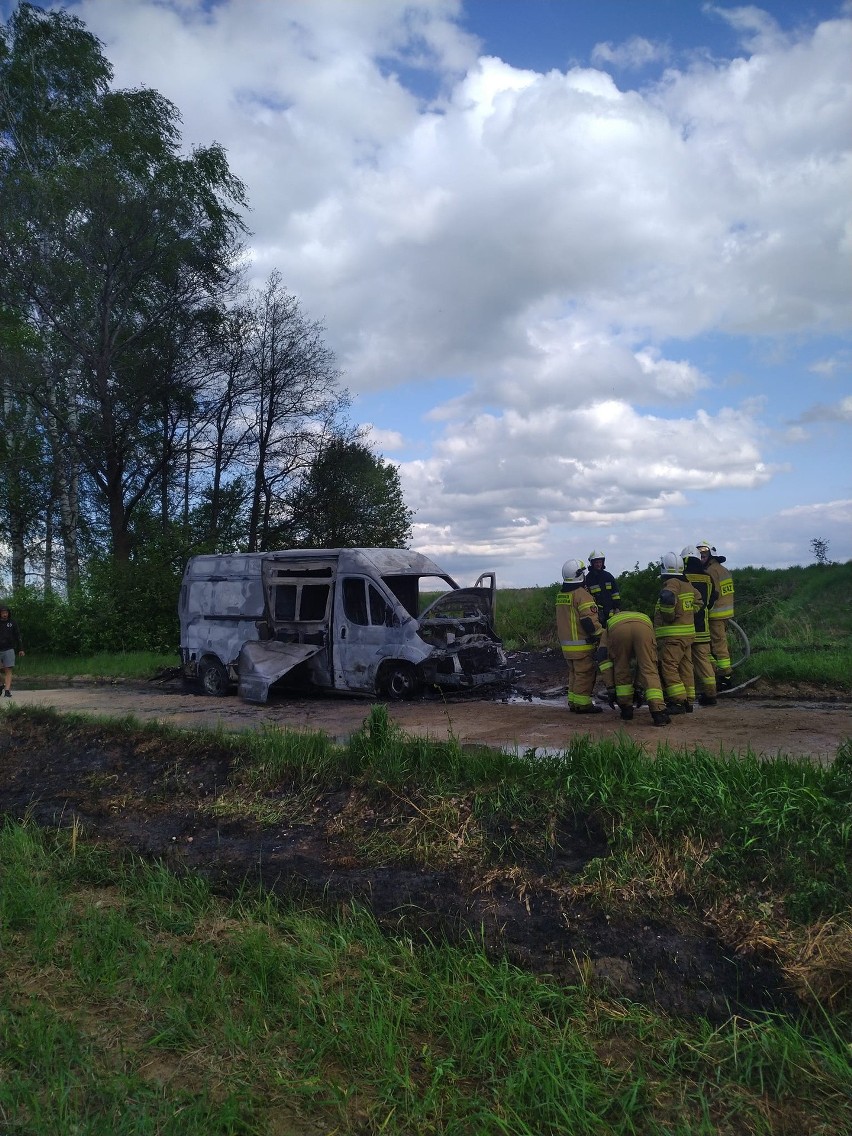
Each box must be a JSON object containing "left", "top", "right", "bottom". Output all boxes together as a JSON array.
[
  {"left": 584, "top": 551, "right": 621, "bottom": 626},
  {"left": 0, "top": 605, "right": 24, "bottom": 697}
]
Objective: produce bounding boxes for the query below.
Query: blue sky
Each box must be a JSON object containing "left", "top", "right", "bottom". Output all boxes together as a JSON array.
[{"left": 5, "top": 0, "right": 850, "bottom": 585}]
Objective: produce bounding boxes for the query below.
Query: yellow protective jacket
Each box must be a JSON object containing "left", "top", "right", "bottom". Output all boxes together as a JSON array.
[
  {"left": 555, "top": 585, "right": 602, "bottom": 655},
  {"left": 653, "top": 576, "right": 702, "bottom": 638},
  {"left": 683, "top": 559, "right": 715, "bottom": 643},
  {"left": 704, "top": 555, "right": 734, "bottom": 621}
]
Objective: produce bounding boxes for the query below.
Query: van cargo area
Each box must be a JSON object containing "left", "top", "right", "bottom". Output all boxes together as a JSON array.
[{"left": 178, "top": 548, "right": 511, "bottom": 703}]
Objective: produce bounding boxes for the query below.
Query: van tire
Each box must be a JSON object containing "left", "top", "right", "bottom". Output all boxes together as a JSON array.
[
  {"left": 379, "top": 661, "right": 418, "bottom": 701},
  {"left": 199, "top": 657, "right": 230, "bottom": 697}
]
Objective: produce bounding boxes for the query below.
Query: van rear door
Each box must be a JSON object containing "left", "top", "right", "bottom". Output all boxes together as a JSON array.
[{"left": 237, "top": 557, "right": 335, "bottom": 702}]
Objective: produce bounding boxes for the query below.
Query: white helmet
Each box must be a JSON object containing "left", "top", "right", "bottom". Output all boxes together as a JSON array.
[
  {"left": 588, "top": 550, "right": 606, "bottom": 562},
  {"left": 660, "top": 551, "right": 684, "bottom": 576},
  {"left": 681, "top": 545, "right": 700, "bottom": 560},
  {"left": 696, "top": 540, "right": 713, "bottom": 552},
  {"left": 562, "top": 557, "right": 586, "bottom": 582}
]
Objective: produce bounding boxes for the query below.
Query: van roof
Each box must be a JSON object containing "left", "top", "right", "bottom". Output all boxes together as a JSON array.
[{"left": 184, "top": 548, "right": 457, "bottom": 585}]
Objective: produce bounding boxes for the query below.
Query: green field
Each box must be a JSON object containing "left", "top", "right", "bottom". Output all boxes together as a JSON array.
[{"left": 0, "top": 704, "right": 850, "bottom": 1134}]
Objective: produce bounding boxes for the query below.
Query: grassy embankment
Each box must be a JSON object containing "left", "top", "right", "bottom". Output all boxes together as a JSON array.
[{"left": 1, "top": 708, "right": 850, "bottom": 1134}]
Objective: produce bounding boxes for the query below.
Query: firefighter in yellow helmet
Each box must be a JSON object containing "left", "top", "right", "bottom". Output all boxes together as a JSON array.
[
  {"left": 696, "top": 540, "right": 735, "bottom": 689},
  {"left": 653, "top": 552, "right": 703, "bottom": 715},
  {"left": 555, "top": 557, "right": 603, "bottom": 713},
  {"left": 682, "top": 546, "right": 718, "bottom": 706},
  {"left": 596, "top": 611, "right": 670, "bottom": 726}
]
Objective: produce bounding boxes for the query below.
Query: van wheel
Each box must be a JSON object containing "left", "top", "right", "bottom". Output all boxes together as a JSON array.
[
  {"left": 380, "top": 662, "right": 418, "bottom": 701},
  {"left": 199, "top": 657, "right": 230, "bottom": 697}
]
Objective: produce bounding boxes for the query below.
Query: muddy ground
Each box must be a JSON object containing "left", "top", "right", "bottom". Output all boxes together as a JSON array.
[{"left": 1, "top": 651, "right": 850, "bottom": 1024}]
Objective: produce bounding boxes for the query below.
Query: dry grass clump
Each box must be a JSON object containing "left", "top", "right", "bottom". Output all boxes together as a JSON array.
[{"left": 780, "top": 916, "right": 852, "bottom": 1010}]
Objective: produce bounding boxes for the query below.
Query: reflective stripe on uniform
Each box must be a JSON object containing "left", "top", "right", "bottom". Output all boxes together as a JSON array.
[
  {"left": 561, "top": 641, "right": 593, "bottom": 655},
  {"left": 607, "top": 611, "right": 653, "bottom": 630}
]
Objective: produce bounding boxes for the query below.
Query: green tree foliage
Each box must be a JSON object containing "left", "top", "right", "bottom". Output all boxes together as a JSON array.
[
  {"left": 11, "top": 554, "right": 180, "bottom": 654},
  {"left": 282, "top": 437, "right": 414, "bottom": 549},
  {"left": 0, "top": 3, "right": 374, "bottom": 640},
  {"left": 0, "top": 2, "right": 247, "bottom": 563},
  {"left": 615, "top": 561, "right": 662, "bottom": 616}
]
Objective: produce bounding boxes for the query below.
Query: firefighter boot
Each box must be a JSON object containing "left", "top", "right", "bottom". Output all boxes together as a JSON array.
[
  {"left": 651, "top": 710, "right": 671, "bottom": 727},
  {"left": 619, "top": 705, "right": 634, "bottom": 721},
  {"left": 717, "top": 675, "right": 733, "bottom": 691},
  {"left": 698, "top": 694, "right": 717, "bottom": 707},
  {"left": 666, "top": 702, "right": 688, "bottom": 716},
  {"left": 574, "top": 704, "right": 603, "bottom": 715}
]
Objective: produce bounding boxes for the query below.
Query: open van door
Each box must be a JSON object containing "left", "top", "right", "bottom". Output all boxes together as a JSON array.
[
  {"left": 238, "top": 640, "right": 324, "bottom": 703},
  {"left": 238, "top": 556, "right": 335, "bottom": 702}
]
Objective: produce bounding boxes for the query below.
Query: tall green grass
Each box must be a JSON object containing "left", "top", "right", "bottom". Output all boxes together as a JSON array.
[
  {"left": 16, "top": 650, "right": 176, "bottom": 679},
  {"left": 224, "top": 706, "right": 852, "bottom": 921},
  {"left": 1, "top": 817, "right": 849, "bottom": 1135}
]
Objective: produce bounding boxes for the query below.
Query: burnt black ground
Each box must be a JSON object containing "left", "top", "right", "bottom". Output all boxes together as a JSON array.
[{"left": 0, "top": 705, "right": 798, "bottom": 1024}]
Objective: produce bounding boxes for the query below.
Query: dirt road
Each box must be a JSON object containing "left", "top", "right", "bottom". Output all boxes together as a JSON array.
[{"left": 8, "top": 677, "right": 851, "bottom": 763}]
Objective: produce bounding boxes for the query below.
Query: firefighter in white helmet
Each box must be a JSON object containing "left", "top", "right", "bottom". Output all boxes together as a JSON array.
[
  {"left": 584, "top": 550, "right": 621, "bottom": 626},
  {"left": 653, "top": 552, "right": 703, "bottom": 715},
  {"left": 696, "top": 541, "right": 735, "bottom": 689},
  {"left": 555, "top": 558, "right": 603, "bottom": 713},
  {"left": 682, "top": 546, "right": 718, "bottom": 705}
]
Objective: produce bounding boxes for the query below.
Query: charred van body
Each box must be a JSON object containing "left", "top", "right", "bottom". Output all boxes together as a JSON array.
[{"left": 178, "top": 547, "right": 510, "bottom": 703}]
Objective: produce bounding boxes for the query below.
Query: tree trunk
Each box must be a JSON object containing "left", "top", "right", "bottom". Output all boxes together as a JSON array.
[{"left": 44, "top": 388, "right": 81, "bottom": 592}]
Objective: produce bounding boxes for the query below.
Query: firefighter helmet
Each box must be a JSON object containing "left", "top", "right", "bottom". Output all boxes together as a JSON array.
[
  {"left": 588, "top": 550, "right": 606, "bottom": 562},
  {"left": 696, "top": 540, "right": 713, "bottom": 552},
  {"left": 660, "top": 551, "right": 684, "bottom": 576},
  {"left": 562, "top": 558, "right": 586, "bottom": 582},
  {"left": 681, "top": 545, "right": 700, "bottom": 560}
]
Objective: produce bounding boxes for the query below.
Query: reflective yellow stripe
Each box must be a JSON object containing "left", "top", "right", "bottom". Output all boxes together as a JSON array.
[
  {"left": 655, "top": 625, "right": 694, "bottom": 637},
  {"left": 709, "top": 606, "right": 733, "bottom": 619},
  {"left": 608, "top": 611, "right": 652, "bottom": 630}
]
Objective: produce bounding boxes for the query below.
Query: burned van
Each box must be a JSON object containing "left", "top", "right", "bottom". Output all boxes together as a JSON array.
[{"left": 178, "top": 547, "right": 510, "bottom": 703}]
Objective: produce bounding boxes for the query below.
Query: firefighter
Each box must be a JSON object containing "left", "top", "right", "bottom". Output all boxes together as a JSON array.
[
  {"left": 681, "top": 546, "right": 718, "bottom": 706},
  {"left": 584, "top": 551, "right": 621, "bottom": 626},
  {"left": 596, "top": 611, "right": 670, "bottom": 726},
  {"left": 653, "top": 551, "right": 703, "bottom": 715},
  {"left": 555, "top": 558, "right": 603, "bottom": 714},
  {"left": 696, "top": 540, "right": 735, "bottom": 689}
]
